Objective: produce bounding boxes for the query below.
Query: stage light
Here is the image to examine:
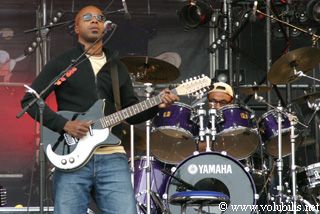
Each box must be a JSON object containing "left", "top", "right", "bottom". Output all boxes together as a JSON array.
[
  {"left": 215, "top": 69, "right": 246, "bottom": 84},
  {"left": 179, "top": 0, "right": 213, "bottom": 30},
  {"left": 307, "top": 0, "right": 320, "bottom": 22}
]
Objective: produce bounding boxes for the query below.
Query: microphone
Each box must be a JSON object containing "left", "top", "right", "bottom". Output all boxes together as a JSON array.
[
  {"left": 104, "top": 20, "right": 116, "bottom": 31},
  {"left": 122, "top": 0, "right": 132, "bottom": 19}
]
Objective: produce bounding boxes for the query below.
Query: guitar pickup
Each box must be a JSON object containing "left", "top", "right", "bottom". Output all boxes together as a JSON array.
[{"left": 63, "top": 133, "right": 78, "bottom": 146}]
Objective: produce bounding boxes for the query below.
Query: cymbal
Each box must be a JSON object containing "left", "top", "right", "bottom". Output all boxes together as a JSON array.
[
  {"left": 237, "top": 84, "right": 272, "bottom": 95},
  {"left": 268, "top": 47, "right": 320, "bottom": 84},
  {"left": 120, "top": 56, "right": 180, "bottom": 84},
  {"left": 291, "top": 91, "right": 320, "bottom": 104},
  {"left": 121, "top": 123, "right": 146, "bottom": 153}
]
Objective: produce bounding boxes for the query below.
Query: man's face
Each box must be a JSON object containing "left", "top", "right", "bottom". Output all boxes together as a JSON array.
[
  {"left": 208, "top": 91, "right": 233, "bottom": 109},
  {"left": 74, "top": 6, "right": 105, "bottom": 43}
]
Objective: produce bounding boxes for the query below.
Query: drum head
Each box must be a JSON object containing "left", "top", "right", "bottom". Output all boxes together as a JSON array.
[
  {"left": 215, "top": 104, "right": 259, "bottom": 159},
  {"left": 151, "top": 102, "right": 198, "bottom": 164},
  {"left": 166, "top": 152, "right": 256, "bottom": 213},
  {"left": 150, "top": 131, "right": 196, "bottom": 164}
]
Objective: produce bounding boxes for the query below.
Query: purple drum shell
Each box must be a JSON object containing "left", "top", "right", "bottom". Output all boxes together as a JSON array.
[
  {"left": 214, "top": 104, "right": 259, "bottom": 160},
  {"left": 258, "top": 110, "right": 290, "bottom": 142},
  {"left": 216, "top": 104, "right": 256, "bottom": 133},
  {"left": 133, "top": 156, "right": 170, "bottom": 213},
  {"left": 258, "top": 110, "right": 297, "bottom": 157},
  {"left": 152, "top": 103, "right": 199, "bottom": 138}
]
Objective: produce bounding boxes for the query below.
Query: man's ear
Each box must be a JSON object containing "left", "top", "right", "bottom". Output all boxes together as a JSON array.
[{"left": 74, "top": 23, "right": 79, "bottom": 34}]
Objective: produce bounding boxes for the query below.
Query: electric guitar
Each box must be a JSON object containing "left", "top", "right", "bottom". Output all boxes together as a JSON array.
[{"left": 43, "top": 75, "right": 211, "bottom": 171}]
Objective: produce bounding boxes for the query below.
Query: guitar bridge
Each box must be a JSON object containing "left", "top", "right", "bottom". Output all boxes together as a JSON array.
[{"left": 63, "top": 133, "right": 78, "bottom": 146}]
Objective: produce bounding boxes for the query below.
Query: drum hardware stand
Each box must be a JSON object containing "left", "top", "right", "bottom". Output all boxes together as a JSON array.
[
  {"left": 275, "top": 102, "right": 285, "bottom": 203},
  {"left": 130, "top": 124, "right": 135, "bottom": 188},
  {"left": 254, "top": 94, "right": 308, "bottom": 206},
  {"left": 144, "top": 83, "right": 153, "bottom": 214},
  {"left": 289, "top": 113, "right": 299, "bottom": 213},
  {"left": 208, "top": 106, "right": 217, "bottom": 145},
  {"left": 196, "top": 102, "right": 212, "bottom": 152}
]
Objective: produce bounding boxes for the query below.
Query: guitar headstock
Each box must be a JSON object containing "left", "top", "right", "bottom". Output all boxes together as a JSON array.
[{"left": 174, "top": 75, "right": 211, "bottom": 96}]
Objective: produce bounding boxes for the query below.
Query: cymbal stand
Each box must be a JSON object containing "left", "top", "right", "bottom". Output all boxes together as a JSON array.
[
  {"left": 296, "top": 69, "right": 320, "bottom": 83},
  {"left": 144, "top": 83, "right": 153, "bottom": 214},
  {"left": 255, "top": 93, "right": 309, "bottom": 207},
  {"left": 130, "top": 124, "right": 135, "bottom": 187},
  {"left": 289, "top": 113, "right": 298, "bottom": 214},
  {"left": 276, "top": 101, "right": 284, "bottom": 202}
]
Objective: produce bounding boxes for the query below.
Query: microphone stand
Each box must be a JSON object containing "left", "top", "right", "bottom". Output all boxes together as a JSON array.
[
  {"left": 16, "top": 27, "right": 112, "bottom": 214},
  {"left": 24, "top": 20, "right": 72, "bottom": 34}
]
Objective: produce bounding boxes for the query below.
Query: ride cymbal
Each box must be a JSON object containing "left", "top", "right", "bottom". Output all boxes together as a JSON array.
[
  {"left": 237, "top": 84, "right": 272, "bottom": 95},
  {"left": 120, "top": 56, "right": 180, "bottom": 84},
  {"left": 268, "top": 47, "right": 320, "bottom": 84},
  {"left": 291, "top": 91, "right": 320, "bottom": 104}
]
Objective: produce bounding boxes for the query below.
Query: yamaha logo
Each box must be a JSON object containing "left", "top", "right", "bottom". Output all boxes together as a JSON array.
[
  {"left": 187, "top": 164, "right": 233, "bottom": 174},
  {"left": 187, "top": 164, "right": 198, "bottom": 175}
]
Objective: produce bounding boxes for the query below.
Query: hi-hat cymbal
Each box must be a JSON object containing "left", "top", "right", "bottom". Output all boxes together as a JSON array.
[
  {"left": 268, "top": 47, "right": 320, "bottom": 84},
  {"left": 237, "top": 84, "right": 272, "bottom": 95},
  {"left": 291, "top": 91, "right": 320, "bottom": 104},
  {"left": 120, "top": 56, "right": 180, "bottom": 84}
]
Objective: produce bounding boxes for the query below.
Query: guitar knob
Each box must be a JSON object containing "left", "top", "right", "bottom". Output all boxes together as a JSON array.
[
  {"left": 61, "top": 159, "right": 67, "bottom": 165},
  {"left": 69, "top": 157, "right": 75, "bottom": 163}
]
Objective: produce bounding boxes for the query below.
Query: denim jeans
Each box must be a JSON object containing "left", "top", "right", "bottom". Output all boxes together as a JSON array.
[{"left": 53, "top": 153, "right": 137, "bottom": 214}]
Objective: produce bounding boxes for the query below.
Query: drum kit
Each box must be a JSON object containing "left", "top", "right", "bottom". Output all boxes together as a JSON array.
[{"left": 120, "top": 47, "right": 320, "bottom": 213}]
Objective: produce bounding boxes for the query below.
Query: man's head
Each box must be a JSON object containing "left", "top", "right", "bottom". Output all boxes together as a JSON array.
[
  {"left": 208, "top": 82, "right": 233, "bottom": 109},
  {"left": 74, "top": 5, "right": 106, "bottom": 44}
]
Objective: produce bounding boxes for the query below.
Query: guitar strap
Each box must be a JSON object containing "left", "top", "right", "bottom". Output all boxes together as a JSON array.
[{"left": 110, "top": 61, "right": 121, "bottom": 111}]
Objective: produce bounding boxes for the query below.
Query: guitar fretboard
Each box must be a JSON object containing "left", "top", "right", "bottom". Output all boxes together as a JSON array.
[{"left": 99, "top": 95, "right": 163, "bottom": 128}]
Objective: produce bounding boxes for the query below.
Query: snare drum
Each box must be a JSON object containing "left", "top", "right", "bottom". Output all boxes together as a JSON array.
[
  {"left": 165, "top": 152, "right": 257, "bottom": 214},
  {"left": 297, "top": 163, "right": 320, "bottom": 194},
  {"left": 131, "top": 156, "right": 171, "bottom": 213},
  {"left": 214, "top": 104, "right": 260, "bottom": 160},
  {"left": 151, "top": 103, "right": 198, "bottom": 164},
  {"left": 258, "top": 110, "right": 302, "bottom": 157}
]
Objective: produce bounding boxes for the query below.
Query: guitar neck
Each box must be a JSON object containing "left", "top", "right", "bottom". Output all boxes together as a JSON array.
[{"left": 98, "top": 92, "right": 168, "bottom": 128}]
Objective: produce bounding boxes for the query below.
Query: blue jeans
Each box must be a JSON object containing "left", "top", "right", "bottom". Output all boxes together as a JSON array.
[{"left": 53, "top": 153, "right": 137, "bottom": 214}]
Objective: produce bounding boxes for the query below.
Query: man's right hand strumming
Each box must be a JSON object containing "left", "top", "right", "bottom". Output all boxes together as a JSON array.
[{"left": 63, "top": 120, "right": 92, "bottom": 138}]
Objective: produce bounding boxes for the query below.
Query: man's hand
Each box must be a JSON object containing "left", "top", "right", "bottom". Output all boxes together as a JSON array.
[
  {"left": 63, "top": 120, "right": 92, "bottom": 139},
  {"left": 158, "top": 88, "right": 179, "bottom": 109}
]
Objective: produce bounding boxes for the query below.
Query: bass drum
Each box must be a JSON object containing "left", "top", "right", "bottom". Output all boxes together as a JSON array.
[{"left": 165, "top": 152, "right": 257, "bottom": 214}]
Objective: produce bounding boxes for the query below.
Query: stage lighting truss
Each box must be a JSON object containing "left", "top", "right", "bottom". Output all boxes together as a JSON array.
[
  {"left": 24, "top": 11, "right": 63, "bottom": 56},
  {"left": 0, "top": 185, "right": 7, "bottom": 207}
]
